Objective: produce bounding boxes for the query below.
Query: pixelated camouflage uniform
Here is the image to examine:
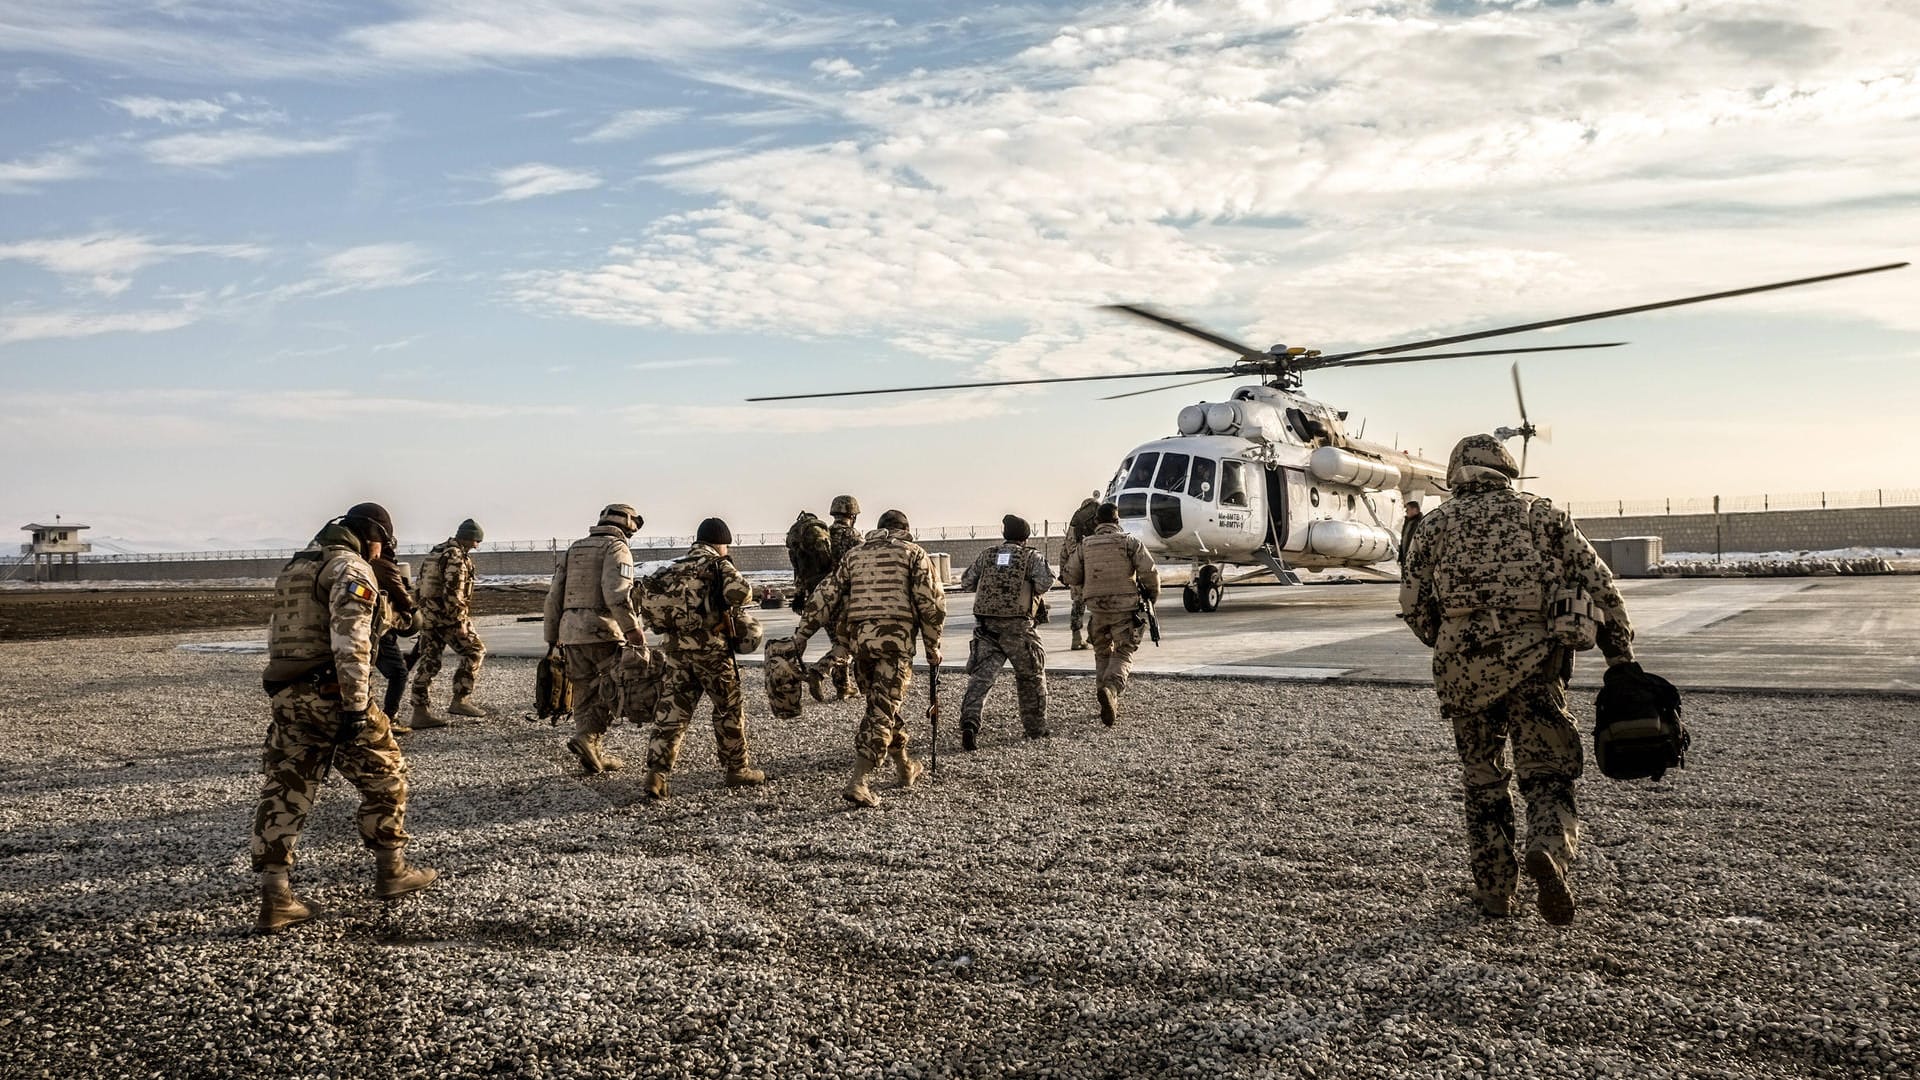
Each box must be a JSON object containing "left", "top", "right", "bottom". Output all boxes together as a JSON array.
[
  {"left": 411, "top": 538, "right": 484, "bottom": 706},
  {"left": 644, "top": 544, "right": 759, "bottom": 776},
  {"left": 252, "top": 523, "right": 412, "bottom": 872},
  {"left": 1062, "top": 522, "right": 1159, "bottom": 706},
  {"left": 808, "top": 517, "right": 864, "bottom": 695},
  {"left": 797, "top": 527, "right": 946, "bottom": 766},
  {"left": 1400, "top": 434, "right": 1634, "bottom": 911},
  {"left": 959, "top": 540, "right": 1055, "bottom": 738},
  {"left": 543, "top": 524, "right": 643, "bottom": 759},
  {"left": 1063, "top": 498, "right": 1100, "bottom": 640}
]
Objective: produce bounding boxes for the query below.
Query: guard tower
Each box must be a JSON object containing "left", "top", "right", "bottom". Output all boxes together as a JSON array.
[{"left": 20, "top": 518, "right": 90, "bottom": 582}]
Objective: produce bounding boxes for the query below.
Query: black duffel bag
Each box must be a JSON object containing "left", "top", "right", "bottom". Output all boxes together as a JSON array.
[{"left": 1593, "top": 661, "right": 1689, "bottom": 781}]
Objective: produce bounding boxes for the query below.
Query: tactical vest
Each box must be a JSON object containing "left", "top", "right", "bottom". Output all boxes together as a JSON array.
[
  {"left": 843, "top": 535, "right": 918, "bottom": 622},
  {"left": 416, "top": 541, "right": 455, "bottom": 604},
  {"left": 269, "top": 546, "right": 353, "bottom": 663},
  {"left": 973, "top": 543, "right": 1036, "bottom": 619},
  {"left": 1431, "top": 491, "right": 1553, "bottom": 617},
  {"left": 562, "top": 535, "right": 621, "bottom": 611},
  {"left": 1078, "top": 531, "right": 1141, "bottom": 601}
]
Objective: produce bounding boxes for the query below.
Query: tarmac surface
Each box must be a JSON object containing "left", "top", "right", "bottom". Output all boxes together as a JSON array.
[{"left": 437, "top": 575, "right": 1920, "bottom": 697}]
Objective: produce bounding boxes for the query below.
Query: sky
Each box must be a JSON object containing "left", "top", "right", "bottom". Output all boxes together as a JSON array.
[{"left": 2, "top": 0, "right": 1916, "bottom": 549}]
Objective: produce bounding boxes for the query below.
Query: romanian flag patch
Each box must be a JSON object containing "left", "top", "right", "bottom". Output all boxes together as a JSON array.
[{"left": 346, "top": 580, "right": 377, "bottom": 605}]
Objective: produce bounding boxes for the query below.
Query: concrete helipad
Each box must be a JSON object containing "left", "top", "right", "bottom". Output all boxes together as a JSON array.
[{"left": 459, "top": 575, "right": 1920, "bottom": 696}]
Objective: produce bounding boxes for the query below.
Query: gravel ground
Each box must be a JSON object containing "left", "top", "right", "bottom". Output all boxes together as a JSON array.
[{"left": 0, "top": 633, "right": 1914, "bottom": 1079}]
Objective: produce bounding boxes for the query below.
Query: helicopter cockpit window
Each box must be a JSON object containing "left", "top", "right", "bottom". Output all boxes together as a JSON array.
[
  {"left": 1154, "top": 452, "right": 1190, "bottom": 493},
  {"left": 1189, "top": 457, "right": 1217, "bottom": 503},
  {"left": 1220, "top": 460, "right": 1249, "bottom": 508},
  {"left": 1107, "top": 456, "right": 1133, "bottom": 500},
  {"left": 1124, "top": 453, "right": 1158, "bottom": 490},
  {"left": 1117, "top": 492, "right": 1148, "bottom": 518}
]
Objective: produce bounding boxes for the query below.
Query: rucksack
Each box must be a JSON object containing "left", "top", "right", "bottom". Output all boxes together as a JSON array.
[
  {"left": 635, "top": 557, "right": 712, "bottom": 637},
  {"left": 1593, "top": 662, "right": 1689, "bottom": 781},
  {"left": 786, "top": 512, "right": 835, "bottom": 589},
  {"left": 534, "top": 647, "right": 572, "bottom": 723}
]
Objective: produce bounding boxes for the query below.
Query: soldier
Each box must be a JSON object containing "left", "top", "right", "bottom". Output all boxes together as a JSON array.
[
  {"left": 1063, "top": 492, "right": 1100, "bottom": 650},
  {"left": 1062, "top": 502, "right": 1158, "bottom": 726},
  {"left": 544, "top": 503, "right": 648, "bottom": 775},
  {"left": 1399, "top": 500, "right": 1424, "bottom": 569},
  {"left": 1399, "top": 434, "right": 1635, "bottom": 925},
  {"left": 252, "top": 502, "right": 437, "bottom": 933},
  {"left": 367, "top": 550, "right": 419, "bottom": 733},
  {"left": 640, "top": 518, "right": 768, "bottom": 800},
  {"left": 409, "top": 518, "right": 487, "bottom": 727},
  {"left": 957, "top": 514, "right": 1055, "bottom": 749},
  {"left": 806, "top": 494, "right": 864, "bottom": 701},
  {"left": 793, "top": 508, "right": 946, "bottom": 807}
]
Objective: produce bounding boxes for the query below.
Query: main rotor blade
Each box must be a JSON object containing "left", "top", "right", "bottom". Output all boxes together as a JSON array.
[
  {"left": 1101, "top": 372, "right": 1243, "bottom": 401},
  {"left": 1511, "top": 361, "right": 1530, "bottom": 426},
  {"left": 1315, "top": 262, "right": 1908, "bottom": 363},
  {"left": 745, "top": 366, "right": 1237, "bottom": 402},
  {"left": 1316, "top": 341, "right": 1625, "bottom": 370},
  {"left": 1102, "top": 303, "right": 1265, "bottom": 359}
]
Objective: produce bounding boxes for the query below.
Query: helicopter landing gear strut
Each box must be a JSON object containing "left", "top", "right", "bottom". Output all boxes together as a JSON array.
[{"left": 1182, "top": 564, "right": 1225, "bottom": 613}]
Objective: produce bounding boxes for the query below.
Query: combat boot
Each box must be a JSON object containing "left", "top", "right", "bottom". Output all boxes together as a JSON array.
[
  {"left": 805, "top": 669, "right": 827, "bottom": 703},
  {"left": 256, "top": 871, "right": 313, "bottom": 934},
  {"left": 725, "top": 766, "right": 768, "bottom": 788},
  {"left": 448, "top": 695, "right": 487, "bottom": 718},
  {"left": 409, "top": 700, "right": 450, "bottom": 730},
  {"left": 567, "top": 735, "right": 605, "bottom": 774},
  {"left": 644, "top": 770, "right": 670, "bottom": 800},
  {"left": 842, "top": 758, "right": 880, "bottom": 808},
  {"left": 889, "top": 746, "right": 924, "bottom": 790},
  {"left": 374, "top": 849, "right": 439, "bottom": 900},
  {"left": 1525, "top": 850, "right": 1576, "bottom": 926},
  {"left": 1071, "top": 627, "right": 1089, "bottom": 651},
  {"left": 960, "top": 727, "right": 978, "bottom": 752},
  {"left": 1097, "top": 686, "right": 1118, "bottom": 727},
  {"left": 1476, "top": 890, "right": 1518, "bottom": 918}
]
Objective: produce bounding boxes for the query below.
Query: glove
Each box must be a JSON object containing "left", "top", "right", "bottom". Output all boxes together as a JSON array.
[
  {"left": 926, "top": 649, "right": 944, "bottom": 668},
  {"left": 789, "top": 593, "right": 805, "bottom": 614},
  {"left": 624, "top": 627, "right": 647, "bottom": 649},
  {"left": 336, "top": 709, "right": 371, "bottom": 743}
]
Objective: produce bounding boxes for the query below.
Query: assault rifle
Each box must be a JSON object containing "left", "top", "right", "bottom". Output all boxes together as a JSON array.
[
  {"left": 707, "top": 557, "right": 741, "bottom": 650},
  {"left": 1138, "top": 588, "right": 1161, "bottom": 647},
  {"left": 926, "top": 658, "right": 941, "bottom": 774}
]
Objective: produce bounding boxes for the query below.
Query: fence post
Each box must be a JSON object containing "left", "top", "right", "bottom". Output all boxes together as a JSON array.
[
  {"left": 1713, "top": 495, "right": 1722, "bottom": 564},
  {"left": 1822, "top": 491, "right": 1827, "bottom": 509},
  {"left": 1665, "top": 498, "right": 1670, "bottom": 515},
  {"left": 1617, "top": 500, "right": 1623, "bottom": 517}
]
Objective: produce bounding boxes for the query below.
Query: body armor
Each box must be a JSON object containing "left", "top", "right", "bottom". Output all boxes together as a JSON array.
[
  {"left": 562, "top": 535, "right": 619, "bottom": 610},
  {"left": 1430, "top": 491, "right": 1553, "bottom": 619},
  {"left": 1077, "top": 532, "right": 1142, "bottom": 601},
  {"left": 268, "top": 548, "right": 347, "bottom": 665},
  {"left": 972, "top": 543, "right": 1036, "bottom": 619},
  {"left": 843, "top": 535, "right": 918, "bottom": 623}
]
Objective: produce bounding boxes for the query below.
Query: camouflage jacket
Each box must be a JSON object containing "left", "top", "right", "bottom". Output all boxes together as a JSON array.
[
  {"left": 656, "top": 543, "right": 753, "bottom": 655},
  {"left": 543, "top": 525, "right": 641, "bottom": 646},
  {"left": 1062, "top": 499, "right": 1100, "bottom": 563},
  {"left": 828, "top": 520, "right": 861, "bottom": 565},
  {"left": 1399, "top": 472, "right": 1634, "bottom": 712},
  {"left": 797, "top": 528, "right": 945, "bottom": 657},
  {"left": 417, "top": 539, "right": 475, "bottom": 627},
  {"left": 265, "top": 523, "right": 385, "bottom": 713},
  {"left": 961, "top": 541, "right": 1055, "bottom": 621}
]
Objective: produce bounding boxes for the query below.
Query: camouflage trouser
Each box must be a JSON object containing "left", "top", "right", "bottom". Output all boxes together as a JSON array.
[
  {"left": 961, "top": 615, "right": 1048, "bottom": 736},
  {"left": 412, "top": 622, "right": 485, "bottom": 702},
  {"left": 1446, "top": 655, "right": 1583, "bottom": 903},
  {"left": 251, "top": 684, "right": 410, "bottom": 872},
  {"left": 810, "top": 621, "right": 856, "bottom": 694},
  {"left": 1069, "top": 597, "right": 1087, "bottom": 634},
  {"left": 1088, "top": 608, "right": 1145, "bottom": 696},
  {"left": 617, "top": 647, "right": 667, "bottom": 729},
  {"left": 563, "top": 641, "right": 624, "bottom": 740},
  {"left": 852, "top": 646, "right": 914, "bottom": 766},
  {"left": 648, "top": 647, "right": 750, "bottom": 773}
]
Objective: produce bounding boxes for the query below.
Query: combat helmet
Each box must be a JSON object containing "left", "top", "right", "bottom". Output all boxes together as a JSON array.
[
  {"left": 830, "top": 494, "right": 861, "bottom": 518},
  {"left": 1447, "top": 434, "right": 1519, "bottom": 484}
]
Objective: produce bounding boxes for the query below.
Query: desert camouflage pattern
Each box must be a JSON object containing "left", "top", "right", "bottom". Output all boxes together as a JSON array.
[
  {"left": 1064, "top": 499, "right": 1100, "bottom": 633},
  {"left": 411, "top": 623, "right": 485, "bottom": 703},
  {"left": 617, "top": 642, "right": 667, "bottom": 728},
  {"left": 1064, "top": 523, "right": 1159, "bottom": 613},
  {"left": 828, "top": 520, "right": 861, "bottom": 564},
  {"left": 1087, "top": 608, "right": 1146, "bottom": 698},
  {"left": 1399, "top": 433, "right": 1636, "bottom": 910},
  {"left": 851, "top": 652, "right": 917, "bottom": 766},
  {"left": 657, "top": 545, "right": 754, "bottom": 652},
  {"left": 961, "top": 616, "right": 1048, "bottom": 736},
  {"left": 764, "top": 636, "right": 805, "bottom": 719},
  {"left": 962, "top": 541, "right": 1054, "bottom": 619},
  {"left": 252, "top": 686, "right": 409, "bottom": 870},
  {"left": 265, "top": 526, "right": 382, "bottom": 712},
  {"left": 416, "top": 540, "right": 475, "bottom": 628},
  {"left": 648, "top": 647, "right": 752, "bottom": 773},
  {"left": 543, "top": 526, "right": 642, "bottom": 646},
  {"left": 562, "top": 640, "right": 624, "bottom": 741},
  {"left": 808, "top": 518, "right": 863, "bottom": 691}
]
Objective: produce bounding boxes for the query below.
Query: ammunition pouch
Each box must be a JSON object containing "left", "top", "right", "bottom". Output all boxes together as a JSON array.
[
  {"left": 262, "top": 661, "right": 339, "bottom": 699},
  {"left": 1593, "top": 662, "right": 1689, "bottom": 781},
  {"left": 1548, "top": 586, "right": 1602, "bottom": 650}
]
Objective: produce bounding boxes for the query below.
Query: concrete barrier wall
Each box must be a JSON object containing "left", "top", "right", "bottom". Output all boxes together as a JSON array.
[{"left": 1575, "top": 505, "right": 1920, "bottom": 553}]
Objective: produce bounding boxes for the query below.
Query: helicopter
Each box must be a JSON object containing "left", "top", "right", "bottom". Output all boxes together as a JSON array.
[{"left": 750, "top": 262, "right": 1905, "bottom": 613}]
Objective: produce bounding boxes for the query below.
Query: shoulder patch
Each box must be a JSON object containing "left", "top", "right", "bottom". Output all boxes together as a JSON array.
[
  {"left": 618, "top": 562, "right": 634, "bottom": 579},
  {"left": 346, "top": 580, "right": 377, "bottom": 606}
]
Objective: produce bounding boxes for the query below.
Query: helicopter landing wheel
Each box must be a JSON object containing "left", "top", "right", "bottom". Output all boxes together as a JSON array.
[
  {"left": 1196, "top": 565, "right": 1224, "bottom": 613},
  {"left": 1182, "top": 583, "right": 1201, "bottom": 613}
]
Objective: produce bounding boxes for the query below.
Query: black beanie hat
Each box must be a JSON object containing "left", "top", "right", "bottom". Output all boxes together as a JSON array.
[
  {"left": 1096, "top": 502, "right": 1120, "bottom": 524},
  {"left": 1002, "top": 514, "right": 1031, "bottom": 542},
  {"left": 343, "top": 502, "right": 395, "bottom": 545},
  {"left": 697, "top": 517, "right": 732, "bottom": 546}
]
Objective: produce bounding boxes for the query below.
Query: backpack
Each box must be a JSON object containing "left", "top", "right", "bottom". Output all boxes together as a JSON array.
[
  {"left": 534, "top": 647, "right": 572, "bottom": 723},
  {"left": 635, "top": 557, "right": 712, "bottom": 637},
  {"left": 786, "top": 512, "right": 835, "bottom": 589},
  {"left": 1593, "top": 662, "right": 1689, "bottom": 781}
]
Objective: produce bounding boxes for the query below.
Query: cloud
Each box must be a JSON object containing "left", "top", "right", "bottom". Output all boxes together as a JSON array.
[
  {"left": 263, "top": 243, "right": 436, "bottom": 303},
  {"left": 621, "top": 389, "right": 1015, "bottom": 435},
  {"left": 486, "top": 163, "right": 603, "bottom": 202},
  {"left": 811, "top": 57, "right": 862, "bottom": 81},
  {"left": 0, "top": 149, "right": 93, "bottom": 192},
  {"left": 109, "top": 95, "right": 226, "bottom": 124},
  {"left": 628, "top": 356, "right": 733, "bottom": 372},
  {"left": 575, "top": 107, "right": 687, "bottom": 143},
  {"left": 0, "top": 232, "right": 266, "bottom": 294},
  {"left": 145, "top": 129, "right": 355, "bottom": 167},
  {"left": 0, "top": 388, "right": 575, "bottom": 447},
  {"left": 0, "top": 306, "right": 201, "bottom": 345}
]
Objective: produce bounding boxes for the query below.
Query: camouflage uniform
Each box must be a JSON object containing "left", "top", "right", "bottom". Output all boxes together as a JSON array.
[
  {"left": 368, "top": 554, "right": 418, "bottom": 719},
  {"left": 411, "top": 539, "right": 484, "bottom": 708},
  {"left": 809, "top": 514, "right": 864, "bottom": 697},
  {"left": 797, "top": 526, "right": 946, "bottom": 774},
  {"left": 644, "top": 544, "right": 760, "bottom": 779},
  {"left": 543, "top": 519, "right": 644, "bottom": 771},
  {"left": 1400, "top": 434, "right": 1634, "bottom": 920},
  {"left": 764, "top": 636, "right": 806, "bottom": 719},
  {"left": 252, "top": 523, "right": 411, "bottom": 873},
  {"left": 1063, "top": 497, "right": 1100, "bottom": 648},
  {"left": 1062, "top": 521, "right": 1158, "bottom": 723},
  {"left": 959, "top": 540, "right": 1055, "bottom": 740}
]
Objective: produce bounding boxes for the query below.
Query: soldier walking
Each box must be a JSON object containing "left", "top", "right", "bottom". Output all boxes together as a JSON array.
[
  {"left": 367, "top": 548, "right": 420, "bottom": 733},
  {"left": 806, "top": 494, "right": 863, "bottom": 701},
  {"left": 1399, "top": 434, "right": 1636, "bottom": 925},
  {"left": 794, "top": 509, "right": 946, "bottom": 807},
  {"left": 1062, "top": 502, "right": 1158, "bottom": 726},
  {"left": 957, "top": 514, "right": 1054, "bottom": 749},
  {"left": 544, "top": 504, "right": 648, "bottom": 775},
  {"left": 252, "top": 502, "right": 437, "bottom": 933},
  {"left": 409, "top": 518, "right": 487, "bottom": 727},
  {"left": 639, "top": 518, "right": 768, "bottom": 800},
  {"left": 1063, "top": 492, "right": 1100, "bottom": 651}
]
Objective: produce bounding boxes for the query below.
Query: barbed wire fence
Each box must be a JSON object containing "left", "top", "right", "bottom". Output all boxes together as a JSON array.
[{"left": 1563, "top": 488, "right": 1920, "bottom": 518}]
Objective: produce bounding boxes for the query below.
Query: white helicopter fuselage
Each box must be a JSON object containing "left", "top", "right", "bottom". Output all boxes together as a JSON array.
[{"left": 1102, "top": 383, "right": 1448, "bottom": 581}]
